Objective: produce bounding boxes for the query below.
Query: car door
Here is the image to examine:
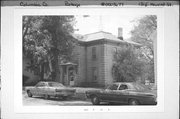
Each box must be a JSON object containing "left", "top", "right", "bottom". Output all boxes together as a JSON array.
[
  {"left": 31, "top": 82, "right": 41, "bottom": 96},
  {"left": 116, "top": 84, "right": 129, "bottom": 103},
  {"left": 34, "top": 82, "right": 46, "bottom": 96},
  {"left": 44, "top": 82, "right": 54, "bottom": 96},
  {"left": 100, "top": 84, "right": 119, "bottom": 101},
  {"left": 40, "top": 82, "right": 49, "bottom": 96}
]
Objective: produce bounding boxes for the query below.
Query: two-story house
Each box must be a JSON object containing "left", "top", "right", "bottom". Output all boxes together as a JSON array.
[{"left": 60, "top": 28, "right": 140, "bottom": 87}]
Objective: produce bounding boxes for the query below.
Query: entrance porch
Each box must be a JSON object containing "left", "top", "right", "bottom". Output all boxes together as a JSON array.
[{"left": 59, "top": 62, "right": 78, "bottom": 86}]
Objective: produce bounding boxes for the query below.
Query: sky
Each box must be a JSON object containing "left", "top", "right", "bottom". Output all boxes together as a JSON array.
[{"left": 74, "top": 15, "right": 144, "bottom": 39}]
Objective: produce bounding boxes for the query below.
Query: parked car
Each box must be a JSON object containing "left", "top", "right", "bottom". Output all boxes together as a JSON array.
[
  {"left": 86, "top": 82, "right": 157, "bottom": 105},
  {"left": 25, "top": 81, "right": 76, "bottom": 100}
]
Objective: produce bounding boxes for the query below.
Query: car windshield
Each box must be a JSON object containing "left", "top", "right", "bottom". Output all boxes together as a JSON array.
[
  {"left": 36, "top": 82, "right": 46, "bottom": 87},
  {"left": 48, "top": 82, "right": 64, "bottom": 87}
]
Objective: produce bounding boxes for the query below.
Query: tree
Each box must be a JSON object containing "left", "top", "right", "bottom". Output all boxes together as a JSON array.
[
  {"left": 23, "top": 16, "right": 47, "bottom": 80},
  {"left": 130, "top": 15, "right": 157, "bottom": 83},
  {"left": 131, "top": 15, "right": 157, "bottom": 63},
  {"left": 112, "top": 46, "right": 145, "bottom": 82},
  {"left": 23, "top": 16, "right": 77, "bottom": 82},
  {"left": 39, "top": 16, "right": 77, "bottom": 81}
]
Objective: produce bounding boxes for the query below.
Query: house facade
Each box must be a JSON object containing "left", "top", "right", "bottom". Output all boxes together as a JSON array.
[{"left": 66, "top": 29, "right": 140, "bottom": 87}]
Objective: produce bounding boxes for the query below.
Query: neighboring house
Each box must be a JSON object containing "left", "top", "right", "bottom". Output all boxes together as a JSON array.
[{"left": 61, "top": 28, "right": 140, "bottom": 87}]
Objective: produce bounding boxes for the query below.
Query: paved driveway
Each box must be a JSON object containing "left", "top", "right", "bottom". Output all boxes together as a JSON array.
[{"left": 23, "top": 90, "right": 92, "bottom": 106}]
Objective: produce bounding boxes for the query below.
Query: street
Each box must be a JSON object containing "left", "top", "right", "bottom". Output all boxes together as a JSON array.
[{"left": 23, "top": 91, "right": 92, "bottom": 106}]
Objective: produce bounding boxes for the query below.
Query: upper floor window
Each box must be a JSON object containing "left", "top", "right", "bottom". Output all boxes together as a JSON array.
[{"left": 92, "top": 47, "right": 96, "bottom": 60}]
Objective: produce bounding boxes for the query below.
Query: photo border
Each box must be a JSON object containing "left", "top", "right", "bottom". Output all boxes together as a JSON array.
[{"left": 13, "top": 7, "right": 164, "bottom": 113}]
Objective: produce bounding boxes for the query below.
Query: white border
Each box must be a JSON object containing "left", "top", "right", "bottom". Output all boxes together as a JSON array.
[{"left": 14, "top": 7, "right": 164, "bottom": 113}]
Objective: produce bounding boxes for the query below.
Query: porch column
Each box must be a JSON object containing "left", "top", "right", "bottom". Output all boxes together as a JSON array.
[
  {"left": 59, "top": 66, "right": 63, "bottom": 83},
  {"left": 66, "top": 65, "right": 69, "bottom": 85}
]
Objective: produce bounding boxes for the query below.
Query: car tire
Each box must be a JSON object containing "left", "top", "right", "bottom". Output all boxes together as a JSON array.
[
  {"left": 27, "top": 90, "right": 33, "bottom": 97},
  {"left": 44, "top": 94, "right": 50, "bottom": 100},
  {"left": 91, "top": 96, "right": 100, "bottom": 105},
  {"left": 129, "top": 99, "right": 139, "bottom": 105}
]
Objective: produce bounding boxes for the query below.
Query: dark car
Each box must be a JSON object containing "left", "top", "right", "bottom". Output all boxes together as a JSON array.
[
  {"left": 25, "top": 81, "right": 76, "bottom": 100},
  {"left": 86, "top": 82, "right": 157, "bottom": 105}
]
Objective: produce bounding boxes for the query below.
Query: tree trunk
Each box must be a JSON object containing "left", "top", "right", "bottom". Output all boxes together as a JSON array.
[
  {"left": 51, "top": 32, "right": 60, "bottom": 82},
  {"left": 48, "top": 55, "right": 53, "bottom": 72},
  {"left": 40, "top": 63, "right": 44, "bottom": 80},
  {"left": 54, "top": 54, "right": 60, "bottom": 82}
]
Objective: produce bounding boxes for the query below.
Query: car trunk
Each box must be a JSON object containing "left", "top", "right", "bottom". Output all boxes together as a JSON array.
[
  {"left": 55, "top": 87, "right": 76, "bottom": 94},
  {"left": 129, "top": 89, "right": 156, "bottom": 97}
]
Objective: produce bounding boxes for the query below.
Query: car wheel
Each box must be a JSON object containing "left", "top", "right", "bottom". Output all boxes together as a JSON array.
[
  {"left": 129, "top": 99, "right": 139, "bottom": 105},
  {"left": 27, "top": 90, "right": 33, "bottom": 97},
  {"left": 91, "top": 96, "right": 100, "bottom": 105},
  {"left": 44, "top": 94, "right": 50, "bottom": 100}
]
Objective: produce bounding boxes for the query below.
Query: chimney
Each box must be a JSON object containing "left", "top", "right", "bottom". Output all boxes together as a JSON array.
[{"left": 118, "top": 27, "right": 123, "bottom": 40}]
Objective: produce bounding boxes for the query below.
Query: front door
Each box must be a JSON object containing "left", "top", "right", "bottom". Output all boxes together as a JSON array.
[{"left": 69, "top": 67, "right": 75, "bottom": 86}]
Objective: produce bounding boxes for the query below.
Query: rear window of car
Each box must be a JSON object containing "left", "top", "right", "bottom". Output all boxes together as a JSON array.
[{"left": 48, "top": 82, "right": 64, "bottom": 87}]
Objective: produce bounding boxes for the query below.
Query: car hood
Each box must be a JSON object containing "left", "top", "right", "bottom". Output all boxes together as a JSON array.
[
  {"left": 86, "top": 89, "right": 156, "bottom": 97},
  {"left": 25, "top": 86, "right": 76, "bottom": 91}
]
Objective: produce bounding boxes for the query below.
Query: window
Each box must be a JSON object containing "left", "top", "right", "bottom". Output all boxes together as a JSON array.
[
  {"left": 119, "top": 84, "right": 128, "bottom": 90},
  {"left": 92, "top": 47, "right": 96, "bottom": 60},
  {"left": 36, "top": 82, "right": 46, "bottom": 87},
  {"left": 108, "top": 84, "right": 119, "bottom": 90},
  {"left": 113, "top": 47, "right": 118, "bottom": 53},
  {"left": 48, "top": 82, "right": 64, "bottom": 87},
  {"left": 92, "top": 67, "right": 98, "bottom": 81}
]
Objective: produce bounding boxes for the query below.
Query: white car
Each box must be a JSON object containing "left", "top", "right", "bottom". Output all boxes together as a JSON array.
[{"left": 26, "top": 81, "right": 76, "bottom": 100}]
